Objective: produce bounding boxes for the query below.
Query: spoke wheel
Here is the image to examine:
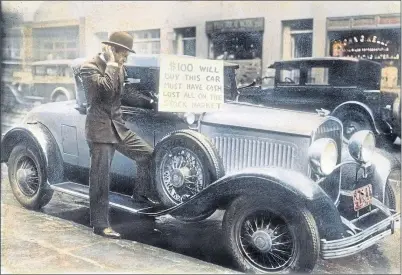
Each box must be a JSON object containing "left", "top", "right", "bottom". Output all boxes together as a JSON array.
[
  {"left": 153, "top": 130, "right": 224, "bottom": 222},
  {"left": 223, "top": 196, "right": 319, "bottom": 273},
  {"left": 15, "top": 156, "right": 40, "bottom": 197},
  {"left": 238, "top": 210, "right": 296, "bottom": 272},
  {"left": 160, "top": 146, "right": 205, "bottom": 204},
  {"left": 8, "top": 143, "right": 53, "bottom": 210}
]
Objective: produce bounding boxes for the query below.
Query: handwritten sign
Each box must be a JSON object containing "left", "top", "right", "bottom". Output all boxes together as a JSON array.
[{"left": 158, "top": 55, "right": 224, "bottom": 112}]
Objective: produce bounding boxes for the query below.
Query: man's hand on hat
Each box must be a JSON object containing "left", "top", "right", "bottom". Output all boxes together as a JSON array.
[{"left": 103, "top": 45, "right": 116, "bottom": 63}]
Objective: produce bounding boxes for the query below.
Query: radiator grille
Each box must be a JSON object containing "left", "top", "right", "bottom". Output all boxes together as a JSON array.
[{"left": 211, "top": 136, "right": 297, "bottom": 174}]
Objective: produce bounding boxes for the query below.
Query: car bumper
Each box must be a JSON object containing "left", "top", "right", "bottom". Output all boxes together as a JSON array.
[{"left": 320, "top": 212, "right": 400, "bottom": 259}]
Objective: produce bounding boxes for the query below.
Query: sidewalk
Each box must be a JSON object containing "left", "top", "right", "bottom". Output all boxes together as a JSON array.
[{"left": 1, "top": 202, "right": 238, "bottom": 274}]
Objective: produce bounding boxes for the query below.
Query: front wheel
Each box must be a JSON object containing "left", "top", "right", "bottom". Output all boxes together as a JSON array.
[
  {"left": 8, "top": 143, "right": 53, "bottom": 209},
  {"left": 223, "top": 196, "right": 320, "bottom": 273}
]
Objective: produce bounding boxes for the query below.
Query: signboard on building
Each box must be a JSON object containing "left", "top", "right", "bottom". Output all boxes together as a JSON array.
[
  {"left": 330, "top": 34, "right": 399, "bottom": 60},
  {"left": 158, "top": 55, "right": 224, "bottom": 112},
  {"left": 206, "top": 17, "right": 264, "bottom": 34},
  {"left": 327, "top": 14, "right": 400, "bottom": 31}
]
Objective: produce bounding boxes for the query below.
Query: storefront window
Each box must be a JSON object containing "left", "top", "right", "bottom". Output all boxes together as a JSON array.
[
  {"left": 127, "top": 29, "right": 161, "bottom": 54},
  {"left": 328, "top": 27, "right": 401, "bottom": 89},
  {"left": 2, "top": 36, "right": 22, "bottom": 60},
  {"left": 174, "top": 27, "right": 196, "bottom": 56},
  {"left": 206, "top": 18, "right": 264, "bottom": 84},
  {"left": 33, "top": 26, "right": 79, "bottom": 61},
  {"left": 282, "top": 19, "right": 313, "bottom": 59},
  {"left": 209, "top": 32, "right": 262, "bottom": 60}
]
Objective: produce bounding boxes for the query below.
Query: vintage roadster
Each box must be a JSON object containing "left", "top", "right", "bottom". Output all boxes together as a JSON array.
[
  {"left": 1, "top": 54, "right": 400, "bottom": 273},
  {"left": 236, "top": 57, "right": 401, "bottom": 144}
]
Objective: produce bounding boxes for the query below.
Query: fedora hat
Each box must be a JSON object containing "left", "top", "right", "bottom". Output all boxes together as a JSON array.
[{"left": 102, "top": 31, "right": 136, "bottom": 53}]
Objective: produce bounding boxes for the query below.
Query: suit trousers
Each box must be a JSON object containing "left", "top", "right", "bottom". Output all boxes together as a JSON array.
[{"left": 87, "top": 131, "right": 154, "bottom": 228}]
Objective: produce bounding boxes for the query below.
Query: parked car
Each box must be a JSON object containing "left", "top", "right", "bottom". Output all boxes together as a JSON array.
[
  {"left": 236, "top": 57, "right": 401, "bottom": 143},
  {"left": 1, "top": 54, "right": 400, "bottom": 274},
  {"left": 1, "top": 59, "right": 76, "bottom": 110},
  {"left": 1, "top": 60, "right": 27, "bottom": 112}
]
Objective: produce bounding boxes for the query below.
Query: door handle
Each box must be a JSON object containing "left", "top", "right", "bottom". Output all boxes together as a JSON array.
[{"left": 125, "top": 78, "right": 141, "bottom": 84}]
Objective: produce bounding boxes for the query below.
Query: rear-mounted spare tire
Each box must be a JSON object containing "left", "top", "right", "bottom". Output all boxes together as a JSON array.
[{"left": 152, "top": 129, "right": 224, "bottom": 221}]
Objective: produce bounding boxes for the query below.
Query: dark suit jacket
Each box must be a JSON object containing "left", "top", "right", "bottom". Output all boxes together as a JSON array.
[{"left": 80, "top": 54, "right": 130, "bottom": 143}]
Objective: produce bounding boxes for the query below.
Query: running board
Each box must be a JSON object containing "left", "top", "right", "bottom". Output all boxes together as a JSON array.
[{"left": 50, "top": 182, "right": 164, "bottom": 215}]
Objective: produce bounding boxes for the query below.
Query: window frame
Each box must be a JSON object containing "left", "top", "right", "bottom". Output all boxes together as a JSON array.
[
  {"left": 282, "top": 19, "right": 314, "bottom": 59},
  {"left": 305, "top": 66, "right": 330, "bottom": 86},
  {"left": 2, "top": 36, "right": 22, "bottom": 59},
  {"left": 127, "top": 29, "right": 161, "bottom": 55},
  {"left": 276, "top": 65, "right": 302, "bottom": 86}
]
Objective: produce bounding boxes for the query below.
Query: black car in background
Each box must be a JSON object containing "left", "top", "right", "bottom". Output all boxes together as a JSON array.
[{"left": 236, "top": 57, "right": 401, "bottom": 143}]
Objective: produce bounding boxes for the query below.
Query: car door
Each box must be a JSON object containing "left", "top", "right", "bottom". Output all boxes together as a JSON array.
[
  {"left": 270, "top": 64, "right": 338, "bottom": 113},
  {"left": 108, "top": 103, "right": 188, "bottom": 178},
  {"left": 73, "top": 104, "right": 188, "bottom": 179},
  {"left": 122, "top": 105, "right": 189, "bottom": 147},
  {"left": 266, "top": 64, "right": 310, "bottom": 111}
]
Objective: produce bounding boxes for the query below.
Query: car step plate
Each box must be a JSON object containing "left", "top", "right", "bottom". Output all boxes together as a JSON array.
[{"left": 50, "top": 182, "right": 164, "bottom": 215}]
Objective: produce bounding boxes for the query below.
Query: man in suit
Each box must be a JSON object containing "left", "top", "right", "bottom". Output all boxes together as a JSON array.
[{"left": 80, "top": 31, "right": 158, "bottom": 239}]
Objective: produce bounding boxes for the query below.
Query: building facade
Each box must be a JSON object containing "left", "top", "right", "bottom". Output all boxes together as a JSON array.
[{"left": 2, "top": 1, "right": 401, "bottom": 88}]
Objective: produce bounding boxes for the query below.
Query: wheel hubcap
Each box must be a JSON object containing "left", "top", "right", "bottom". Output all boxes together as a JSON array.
[
  {"left": 252, "top": 230, "right": 272, "bottom": 252},
  {"left": 161, "top": 147, "right": 204, "bottom": 203},
  {"left": 15, "top": 157, "right": 39, "bottom": 197},
  {"left": 171, "top": 167, "right": 191, "bottom": 188}
]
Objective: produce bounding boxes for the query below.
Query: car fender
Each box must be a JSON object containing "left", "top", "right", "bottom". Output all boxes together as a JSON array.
[
  {"left": 331, "top": 101, "right": 381, "bottom": 134},
  {"left": 370, "top": 148, "right": 401, "bottom": 203},
  {"left": 1, "top": 122, "right": 64, "bottom": 186},
  {"left": 50, "top": 86, "right": 74, "bottom": 101},
  {"left": 142, "top": 167, "right": 345, "bottom": 240},
  {"left": 341, "top": 146, "right": 400, "bottom": 203}
]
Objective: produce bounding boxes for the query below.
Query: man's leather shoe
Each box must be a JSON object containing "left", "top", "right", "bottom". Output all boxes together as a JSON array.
[{"left": 93, "top": 227, "right": 121, "bottom": 239}]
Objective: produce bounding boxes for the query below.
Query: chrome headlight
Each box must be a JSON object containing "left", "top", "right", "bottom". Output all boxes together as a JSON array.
[
  {"left": 184, "top": 112, "right": 196, "bottom": 125},
  {"left": 348, "top": 130, "right": 375, "bottom": 163},
  {"left": 308, "top": 138, "right": 338, "bottom": 176}
]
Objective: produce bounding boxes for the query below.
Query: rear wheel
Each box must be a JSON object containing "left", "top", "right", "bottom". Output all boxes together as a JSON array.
[
  {"left": 8, "top": 143, "right": 53, "bottom": 209},
  {"left": 153, "top": 130, "right": 224, "bottom": 222},
  {"left": 223, "top": 196, "right": 319, "bottom": 273}
]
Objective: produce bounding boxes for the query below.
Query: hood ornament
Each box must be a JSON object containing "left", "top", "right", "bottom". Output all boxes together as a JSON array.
[{"left": 316, "top": 108, "right": 331, "bottom": 117}]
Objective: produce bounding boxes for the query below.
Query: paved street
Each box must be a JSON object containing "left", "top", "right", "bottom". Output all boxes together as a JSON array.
[{"left": 1, "top": 160, "right": 401, "bottom": 274}]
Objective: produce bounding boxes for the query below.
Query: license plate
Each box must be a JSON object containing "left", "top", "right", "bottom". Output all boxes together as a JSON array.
[{"left": 353, "top": 184, "right": 373, "bottom": 211}]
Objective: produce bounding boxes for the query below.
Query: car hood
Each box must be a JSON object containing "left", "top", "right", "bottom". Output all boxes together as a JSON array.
[{"left": 201, "top": 102, "right": 328, "bottom": 136}]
